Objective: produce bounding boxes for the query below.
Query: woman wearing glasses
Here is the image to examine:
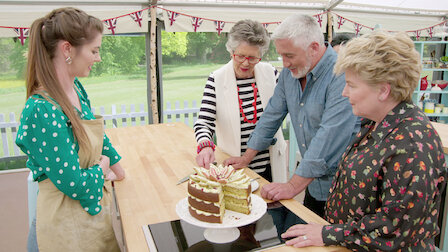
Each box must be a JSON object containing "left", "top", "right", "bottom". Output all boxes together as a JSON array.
[{"left": 194, "top": 20, "right": 287, "bottom": 182}]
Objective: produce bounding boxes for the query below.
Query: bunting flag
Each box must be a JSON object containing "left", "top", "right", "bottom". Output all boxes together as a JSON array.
[
  {"left": 315, "top": 14, "right": 323, "bottom": 28},
  {"left": 214, "top": 21, "right": 225, "bottom": 35},
  {"left": 167, "top": 10, "right": 179, "bottom": 26},
  {"left": 414, "top": 30, "right": 421, "bottom": 40},
  {"left": 337, "top": 16, "right": 346, "bottom": 29},
  {"left": 13, "top": 28, "right": 29, "bottom": 45},
  {"left": 130, "top": 11, "right": 143, "bottom": 27},
  {"left": 2, "top": 7, "right": 447, "bottom": 42},
  {"left": 191, "top": 17, "right": 203, "bottom": 32},
  {"left": 354, "top": 23, "right": 363, "bottom": 36},
  {"left": 104, "top": 18, "right": 118, "bottom": 35},
  {"left": 427, "top": 27, "right": 434, "bottom": 38}
]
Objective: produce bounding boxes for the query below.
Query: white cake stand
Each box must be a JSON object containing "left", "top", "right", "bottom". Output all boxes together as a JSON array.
[{"left": 176, "top": 194, "right": 267, "bottom": 244}]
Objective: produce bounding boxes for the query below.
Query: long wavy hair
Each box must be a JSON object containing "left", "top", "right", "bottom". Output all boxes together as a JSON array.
[{"left": 26, "top": 7, "right": 103, "bottom": 150}]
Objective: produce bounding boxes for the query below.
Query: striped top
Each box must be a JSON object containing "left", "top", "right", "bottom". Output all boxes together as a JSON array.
[{"left": 194, "top": 68, "right": 279, "bottom": 175}]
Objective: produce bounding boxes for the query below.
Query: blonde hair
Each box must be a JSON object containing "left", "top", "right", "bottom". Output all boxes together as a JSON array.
[
  {"left": 334, "top": 31, "right": 421, "bottom": 102},
  {"left": 27, "top": 7, "right": 103, "bottom": 150}
]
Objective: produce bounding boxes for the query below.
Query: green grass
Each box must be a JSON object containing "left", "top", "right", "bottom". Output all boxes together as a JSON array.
[
  {"left": 0, "top": 63, "right": 224, "bottom": 118},
  {"left": 0, "top": 63, "right": 224, "bottom": 159}
]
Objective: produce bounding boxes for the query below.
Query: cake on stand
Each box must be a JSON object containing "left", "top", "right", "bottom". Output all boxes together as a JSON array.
[{"left": 176, "top": 194, "right": 267, "bottom": 244}]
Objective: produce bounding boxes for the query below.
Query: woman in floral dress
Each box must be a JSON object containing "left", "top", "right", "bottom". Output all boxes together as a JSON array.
[{"left": 280, "top": 31, "right": 447, "bottom": 251}]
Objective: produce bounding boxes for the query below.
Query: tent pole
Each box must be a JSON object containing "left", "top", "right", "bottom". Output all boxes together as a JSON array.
[
  {"left": 149, "top": 4, "right": 159, "bottom": 124},
  {"left": 327, "top": 12, "right": 333, "bottom": 44}
]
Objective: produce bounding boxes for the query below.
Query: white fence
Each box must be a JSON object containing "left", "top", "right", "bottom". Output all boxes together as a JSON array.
[
  {"left": 1, "top": 101, "right": 289, "bottom": 162},
  {"left": 0, "top": 102, "right": 200, "bottom": 161}
]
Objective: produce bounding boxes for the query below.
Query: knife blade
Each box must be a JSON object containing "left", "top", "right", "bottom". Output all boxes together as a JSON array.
[{"left": 176, "top": 174, "right": 191, "bottom": 185}]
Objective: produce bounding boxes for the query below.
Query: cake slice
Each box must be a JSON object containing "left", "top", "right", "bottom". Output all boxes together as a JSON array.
[{"left": 187, "top": 164, "right": 252, "bottom": 223}]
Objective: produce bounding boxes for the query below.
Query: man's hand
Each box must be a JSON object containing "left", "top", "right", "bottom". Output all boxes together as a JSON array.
[
  {"left": 196, "top": 147, "right": 215, "bottom": 169},
  {"left": 223, "top": 156, "right": 250, "bottom": 169},
  {"left": 261, "top": 174, "right": 313, "bottom": 201},
  {"left": 223, "top": 148, "right": 258, "bottom": 169}
]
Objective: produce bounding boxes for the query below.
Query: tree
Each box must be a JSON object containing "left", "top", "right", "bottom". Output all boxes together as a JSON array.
[
  {"left": 8, "top": 38, "right": 28, "bottom": 79},
  {"left": 186, "top": 32, "right": 228, "bottom": 64},
  {"left": 161, "top": 31, "right": 188, "bottom": 57},
  {"left": 91, "top": 35, "right": 146, "bottom": 76},
  {"left": 0, "top": 38, "right": 15, "bottom": 74}
]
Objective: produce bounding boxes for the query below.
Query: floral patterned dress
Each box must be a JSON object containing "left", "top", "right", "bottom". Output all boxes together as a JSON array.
[{"left": 323, "top": 101, "right": 447, "bottom": 251}]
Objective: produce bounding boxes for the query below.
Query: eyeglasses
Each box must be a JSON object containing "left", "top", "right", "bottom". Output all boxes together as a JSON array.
[{"left": 233, "top": 54, "right": 261, "bottom": 64}]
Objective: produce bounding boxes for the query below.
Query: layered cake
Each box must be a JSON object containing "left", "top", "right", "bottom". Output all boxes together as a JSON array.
[{"left": 187, "top": 164, "right": 252, "bottom": 223}]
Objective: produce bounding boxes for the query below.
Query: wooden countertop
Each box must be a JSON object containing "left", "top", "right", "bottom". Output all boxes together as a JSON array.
[
  {"left": 106, "top": 122, "right": 348, "bottom": 252},
  {"left": 432, "top": 122, "right": 448, "bottom": 154}
]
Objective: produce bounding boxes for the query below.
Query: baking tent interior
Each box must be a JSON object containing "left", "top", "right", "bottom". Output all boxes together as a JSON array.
[
  {"left": 0, "top": 0, "right": 447, "bottom": 119},
  {"left": 1, "top": 1, "right": 448, "bottom": 249},
  {"left": 0, "top": 0, "right": 447, "bottom": 37}
]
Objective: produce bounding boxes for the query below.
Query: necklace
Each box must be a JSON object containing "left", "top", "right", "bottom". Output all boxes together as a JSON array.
[{"left": 237, "top": 83, "right": 258, "bottom": 124}]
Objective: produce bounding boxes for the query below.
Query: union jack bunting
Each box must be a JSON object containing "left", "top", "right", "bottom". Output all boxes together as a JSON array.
[
  {"left": 354, "top": 23, "right": 362, "bottom": 36},
  {"left": 191, "top": 17, "right": 203, "bottom": 32},
  {"left": 315, "top": 14, "right": 323, "bottom": 27},
  {"left": 337, "top": 16, "right": 345, "bottom": 29},
  {"left": 130, "top": 11, "right": 143, "bottom": 27},
  {"left": 13, "top": 28, "right": 29, "bottom": 46},
  {"left": 262, "top": 23, "right": 269, "bottom": 30},
  {"left": 414, "top": 30, "right": 420, "bottom": 40},
  {"left": 214, "top": 21, "right": 225, "bottom": 35},
  {"left": 167, "top": 11, "right": 179, "bottom": 26},
  {"left": 427, "top": 27, "right": 433, "bottom": 38},
  {"left": 104, "top": 18, "right": 118, "bottom": 35}
]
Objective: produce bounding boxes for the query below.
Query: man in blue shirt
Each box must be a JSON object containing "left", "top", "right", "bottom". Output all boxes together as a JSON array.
[{"left": 225, "top": 14, "right": 359, "bottom": 218}]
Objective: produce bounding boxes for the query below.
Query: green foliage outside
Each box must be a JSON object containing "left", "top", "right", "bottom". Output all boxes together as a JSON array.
[{"left": 0, "top": 31, "right": 283, "bottom": 169}]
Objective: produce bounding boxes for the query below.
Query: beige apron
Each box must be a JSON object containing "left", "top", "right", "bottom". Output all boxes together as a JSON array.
[{"left": 36, "top": 115, "right": 120, "bottom": 252}]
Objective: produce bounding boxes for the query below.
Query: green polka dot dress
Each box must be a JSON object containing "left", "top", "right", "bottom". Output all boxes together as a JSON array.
[{"left": 16, "top": 78, "right": 122, "bottom": 215}]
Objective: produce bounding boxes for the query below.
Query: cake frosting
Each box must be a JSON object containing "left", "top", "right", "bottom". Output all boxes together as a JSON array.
[{"left": 187, "top": 164, "right": 252, "bottom": 223}]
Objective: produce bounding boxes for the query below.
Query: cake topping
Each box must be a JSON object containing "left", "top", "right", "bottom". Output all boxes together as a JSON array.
[{"left": 192, "top": 164, "right": 241, "bottom": 184}]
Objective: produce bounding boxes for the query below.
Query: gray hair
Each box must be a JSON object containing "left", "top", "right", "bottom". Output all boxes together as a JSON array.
[
  {"left": 272, "top": 14, "right": 324, "bottom": 49},
  {"left": 225, "top": 20, "right": 270, "bottom": 56}
]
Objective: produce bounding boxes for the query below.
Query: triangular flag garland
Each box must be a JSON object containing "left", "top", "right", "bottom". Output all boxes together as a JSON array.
[
  {"left": 337, "top": 16, "right": 346, "bottom": 30},
  {"left": 191, "top": 17, "right": 203, "bottom": 32},
  {"left": 353, "top": 23, "right": 363, "bottom": 36},
  {"left": 13, "top": 27, "right": 29, "bottom": 45},
  {"left": 167, "top": 10, "right": 180, "bottom": 26},
  {"left": 414, "top": 30, "right": 421, "bottom": 40},
  {"left": 315, "top": 13, "right": 324, "bottom": 28},
  {"left": 104, "top": 18, "right": 118, "bottom": 35},
  {"left": 214, "top": 21, "right": 225, "bottom": 35},
  {"left": 427, "top": 27, "right": 433, "bottom": 38},
  {"left": 130, "top": 11, "right": 143, "bottom": 27},
  {"left": 1, "top": 5, "right": 447, "bottom": 46}
]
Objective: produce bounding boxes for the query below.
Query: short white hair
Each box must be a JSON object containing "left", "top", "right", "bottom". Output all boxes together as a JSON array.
[
  {"left": 225, "top": 19, "right": 270, "bottom": 56},
  {"left": 272, "top": 14, "right": 324, "bottom": 49}
]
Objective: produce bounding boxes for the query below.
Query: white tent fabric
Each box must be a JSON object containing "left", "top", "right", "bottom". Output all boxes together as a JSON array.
[
  {"left": 157, "top": 0, "right": 447, "bottom": 37},
  {"left": 0, "top": 1, "right": 149, "bottom": 38},
  {"left": 0, "top": 0, "right": 447, "bottom": 37}
]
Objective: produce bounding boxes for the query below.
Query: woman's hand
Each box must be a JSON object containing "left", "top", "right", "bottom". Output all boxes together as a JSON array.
[
  {"left": 107, "top": 162, "right": 125, "bottom": 181},
  {"left": 281, "top": 223, "right": 325, "bottom": 248},
  {"left": 196, "top": 147, "right": 215, "bottom": 169},
  {"left": 99, "top": 155, "right": 110, "bottom": 174}
]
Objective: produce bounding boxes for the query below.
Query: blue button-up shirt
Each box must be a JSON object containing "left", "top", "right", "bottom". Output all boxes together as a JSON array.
[{"left": 248, "top": 45, "right": 359, "bottom": 201}]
